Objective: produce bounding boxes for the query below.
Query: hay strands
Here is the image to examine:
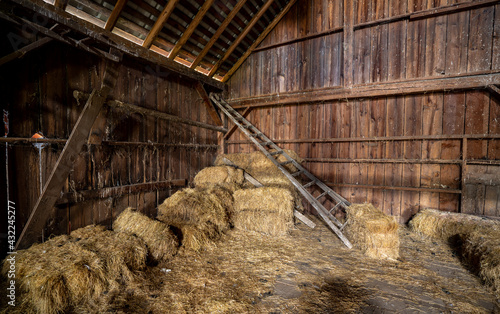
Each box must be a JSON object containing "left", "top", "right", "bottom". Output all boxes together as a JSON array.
[
  {"left": 211, "top": 93, "right": 351, "bottom": 247},
  {"left": 221, "top": 156, "right": 316, "bottom": 229}
]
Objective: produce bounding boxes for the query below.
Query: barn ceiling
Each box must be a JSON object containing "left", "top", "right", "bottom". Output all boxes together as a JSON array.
[{"left": 42, "top": 0, "right": 296, "bottom": 82}]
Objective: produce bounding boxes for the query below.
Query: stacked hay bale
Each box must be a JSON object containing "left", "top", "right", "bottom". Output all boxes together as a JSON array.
[
  {"left": 1, "top": 226, "right": 148, "bottom": 314},
  {"left": 410, "top": 209, "right": 500, "bottom": 294},
  {"left": 113, "top": 207, "right": 179, "bottom": 262},
  {"left": 157, "top": 186, "right": 233, "bottom": 251},
  {"left": 345, "top": 203, "right": 400, "bottom": 260},
  {"left": 233, "top": 187, "right": 295, "bottom": 236},
  {"left": 193, "top": 165, "right": 245, "bottom": 192}
]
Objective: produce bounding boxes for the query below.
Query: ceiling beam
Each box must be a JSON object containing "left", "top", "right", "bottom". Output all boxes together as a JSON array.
[
  {"left": 143, "top": 0, "right": 179, "bottom": 49},
  {"left": 5, "top": 0, "right": 224, "bottom": 89},
  {"left": 53, "top": 0, "right": 68, "bottom": 10},
  {"left": 104, "top": 0, "right": 127, "bottom": 31},
  {"left": 222, "top": 0, "right": 297, "bottom": 82},
  {"left": 190, "top": 0, "right": 249, "bottom": 70},
  {"left": 168, "top": 0, "right": 215, "bottom": 60},
  {"left": 208, "top": 0, "right": 275, "bottom": 77}
]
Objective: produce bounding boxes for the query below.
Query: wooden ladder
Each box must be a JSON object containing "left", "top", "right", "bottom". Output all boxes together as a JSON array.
[{"left": 210, "top": 93, "right": 353, "bottom": 248}]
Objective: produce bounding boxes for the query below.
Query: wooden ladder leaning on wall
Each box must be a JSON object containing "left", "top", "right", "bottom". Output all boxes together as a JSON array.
[{"left": 209, "top": 93, "right": 353, "bottom": 249}]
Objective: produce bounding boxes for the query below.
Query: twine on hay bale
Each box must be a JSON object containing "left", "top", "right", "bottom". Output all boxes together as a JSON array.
[
  {"left": 460, "top": 228, "right": 500, "bottom": 295},
  {"left": 345, "top": 203, "right": 399, "bottom": 260},
  {"left": 157, "top": 186, "right": 233, "bottom": 251},
  {"left": 193, "top": 166, "right": 244, "bottom": 192},
  {"left": 113, "top": 207, "right": 179, "bottom": 262},
  {"left": 233, "top": 187, "right": 295, "bottom": 236}
]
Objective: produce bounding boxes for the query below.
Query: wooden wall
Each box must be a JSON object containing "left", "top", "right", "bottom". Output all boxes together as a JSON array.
[
  {"left": 226, "top": 0, "right": 500, "bottom": 223},
  {"left": 1, "top": 21, "right": 219, "bottom": 244}
]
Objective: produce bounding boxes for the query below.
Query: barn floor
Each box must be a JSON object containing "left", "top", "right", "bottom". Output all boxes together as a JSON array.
[{"left": 79, "top": 216, "right": 500, "bottom": 314}]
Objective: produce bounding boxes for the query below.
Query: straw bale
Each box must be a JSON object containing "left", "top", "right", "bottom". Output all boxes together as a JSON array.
[
  {"left": 233, "top": 187, "right": 294, "bottom": 236},
  {"left": 214, "top": 149, "right": 303, "bottom": 173},
  {"left": 193, "top": 166, "right": 244, "bottom": 192},
  {"left": 408, "top": 208, "right": 499, "bottom": 243},
  {"left": 157, "top": 187, "right": 233, "bottom": 250},
  {"left": 460, "top": 228, "right": 500, "bottom": 294},
  {"left": 345, "top": 203, "right": 400, "bottom": 260},
  {"left": 113, "top": 208, "right": 178, "bottom": 262}
]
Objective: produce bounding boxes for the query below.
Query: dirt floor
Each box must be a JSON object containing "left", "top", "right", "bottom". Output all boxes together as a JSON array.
[{"left": 2, "top": 217, "right": 499, "bottom": 313}]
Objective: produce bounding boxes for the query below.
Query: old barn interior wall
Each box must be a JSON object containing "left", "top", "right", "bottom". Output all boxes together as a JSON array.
[
  {"left": 226, "top": 0, "right": 500, "bottom": 223},
  {"left": 1, "top": 20, "right": 219, "bottom": 245}
]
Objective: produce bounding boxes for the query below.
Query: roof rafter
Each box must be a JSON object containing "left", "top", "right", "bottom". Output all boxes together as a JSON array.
[
  {"left": 53, "top": 0, "right": 68, "bottom": 10},
  {"left": 143, "top": 0, "right": 179, "bottom": 49},
  {"left": 190, "top": 0, "right": 249, "bottom": 70},
  {"left": 104, "top": 0, "right": 128, "bottom": 31},
  {"left": 168, "top": 0, "right": 215, "bottom": 60},
  {"left": 208, "top": 0, "right": 275, "bottom": 78},
  {"left": 223, "top": 0, "right": 297, "bottom": 82}
]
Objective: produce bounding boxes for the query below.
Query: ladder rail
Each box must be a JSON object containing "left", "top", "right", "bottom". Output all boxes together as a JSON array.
[{"left": 210, "top": 93, "right": 353, "bottom": 249}]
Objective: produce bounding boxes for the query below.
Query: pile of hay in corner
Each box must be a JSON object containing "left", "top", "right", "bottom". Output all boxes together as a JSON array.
[
  {"left": 1, "top": 226, "right": 148, "bottom": 314},
  {"left": 233, "top": 187, "right": 295, "bottom": 236},
  {"left": 345, "top": 203, "right": 399, "bottom": 260},
  {"left": 460, "top": 228, "right": 500, "bottom": 295},
  {"left": 193, "top": 165, "right": 244, "bottom": 192},
  {"left": 157, "top": 186, "right": 233, "bottom": 251},
  {"left": 113, "top": 207, "right": 179, "bottom": 262},
  {"left": 409, "top": 208, "right": 499, "bottom": 243}
]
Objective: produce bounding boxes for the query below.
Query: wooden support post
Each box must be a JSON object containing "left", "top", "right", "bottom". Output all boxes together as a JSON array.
[
  {"left": 194, "top": 82, "right": 223, "bottom": 126},
  {"left": 343, "top": 0, "right": 355, "bottom": 88},
  {"left": 16, "top": 60, "right": 119, "bottom": 249},
  {"left": 487, "top": 84, "right": 500, "bottom": 101}
]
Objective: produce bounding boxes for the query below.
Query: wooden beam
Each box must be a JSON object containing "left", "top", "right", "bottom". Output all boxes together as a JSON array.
[
  {"left": 409, "top": 0, "right": 500, "bottom": 20},
  {"left": 304, "top": 158, "right": 462, "bottom": 165},
  {"left": 343, "top": 0, "right": 355, "bottom": 87},
  {"left": 104, "top": 0, "right": 127, "bottom": 31},
  {"left": 226, "top": 133, "right": 500, "bottom": 144},
  {"left": 142, "top": 0, "right": 179, "bottom": 49},
  {"left": 56, "top": 179, "right": 187, "bottom": 205},
  {"left": 73, "top": 90, "right": 227, "bottom": 132},
  {"left": 461, "top": 138, "right": 468, "bottom": 213},
  {"left": 222, "top": 0, "right": 298, "bottom": 82},
  {"left": 223, "top": 107, "right": 252, "bottom": 140},
  {"left": 0, "top": 37, "right": 52, "bottom": 67},
  {"left": 168, "top": 0, "right": 215, "bottom": 60},
  {"left": 190, "top": 0, "right": 249, "bottom": 70},
  {"left": 194, "top": 82, "right": 222, "bottom": 126},
  {"left": 487, "top": 84, "right": 500, "bottom": 100},
  {"left": 208, "top": 0, "right": 275, "bottom": 77},
  {"left": 228, "top": 71, "right": 500, "bottom": 108},
  {"left": 326, "top": 183, "right": 462, "bottom": 194},
  {"left": 16, "top": 60, "right": 119, "bottom": 249},
  {"left": 6, "top": 0, "right": 223, "bottom": 89},
  {"left": 53, "top": 0, "right": 68, "bottom": 10}
]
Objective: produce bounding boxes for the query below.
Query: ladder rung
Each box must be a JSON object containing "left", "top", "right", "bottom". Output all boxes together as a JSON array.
[
  {"left": 260, "top": 141, "right": 273, "bottom": 146},
  {"left": 291, "top": 170, "right": 303, "bottom": 177},
  {"left": 303, "top": 181, "right": 316, "bottom": 188},
  {"left": 280, "top": 160, "right": 293, "bottom": 165},
  {"left": 242, "top": 124, "right": 253, "bottom": 129},
  {"left": 270, "top": 151, "right": 283, "bottom": 156},
  {"left": 316, "top": 191, "right": 328, "bottom": 200},
  {"left": 328, "top": 202, "right": 342, "bottom": 213},
  {"left": 249, "top": 132, "right": 263, "bottom": 137}
]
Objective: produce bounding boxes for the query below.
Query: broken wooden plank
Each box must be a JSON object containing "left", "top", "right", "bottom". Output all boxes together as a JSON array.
[
  {"left": 16, "top": 60, "right": 119, "bottom": 249},
  {"left": 73, "top": 90, "right": 227, "bottom": 133}
]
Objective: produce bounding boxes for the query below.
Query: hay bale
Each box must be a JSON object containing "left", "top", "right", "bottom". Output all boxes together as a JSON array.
[
  {"left": 193, "top": 166, "right": 244, "bottom": 192},
  {"left": 214, "top": 149, "right": 303, "bottom": 173},
  {"left": 157, "top": 187, "right": 233, "bottom": 251},
  {"left": 246, "top": 170, "right": 303, "bottom": 210},
  {"left": 113, "top": 208, "right": 179, "bottom": 262},
  {"left": 460, "top": 228, "right": 500, "bottom": 294},
  {"left": 233, "top": 187, "right": 294, "bottom": 236},
  {"left": 409, "top": 209, "right": 499, "bottom": 243},
  {"left": 345, "top": 203, "right": 399, "bottom": 260}
]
